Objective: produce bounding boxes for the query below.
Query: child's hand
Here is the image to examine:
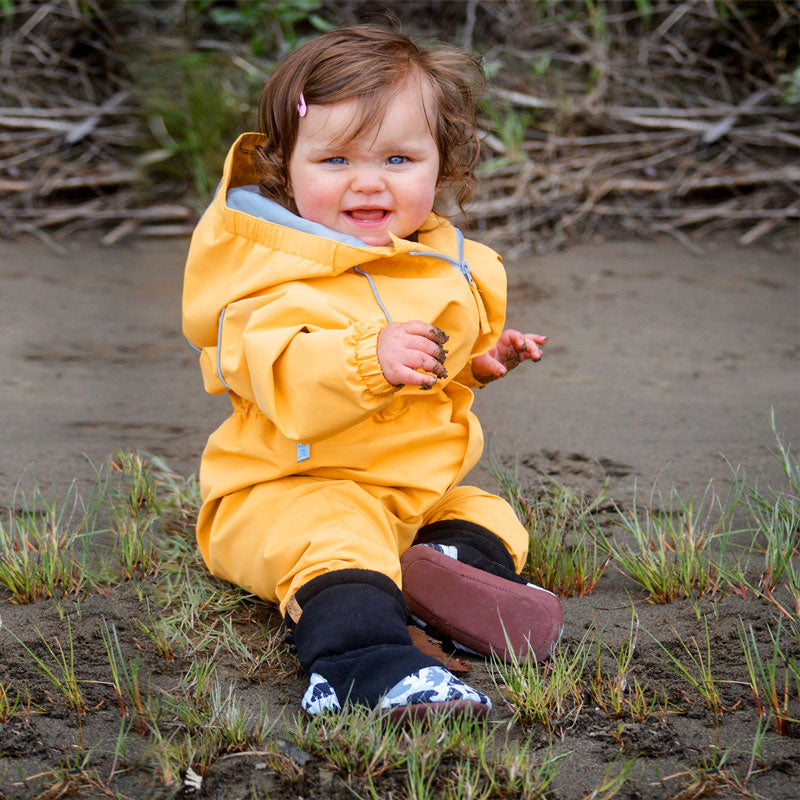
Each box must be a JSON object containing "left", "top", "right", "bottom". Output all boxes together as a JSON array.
[
  {"left": 377, "top": 321, "right": 449, "bottom": 389},
  {"left": 472, "top": 329, "right": 548, "bottom": 383}
]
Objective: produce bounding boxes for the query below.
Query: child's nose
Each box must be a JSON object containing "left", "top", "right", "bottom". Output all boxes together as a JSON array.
[{"left": 350, "top": 165, "right": 385, "bottom": 193}]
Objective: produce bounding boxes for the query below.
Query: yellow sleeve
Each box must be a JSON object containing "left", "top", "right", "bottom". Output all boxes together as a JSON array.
[
  {"left": 215, "top": 294, "right": 398, "bottom": 442},
  {"left": 452, "top": 358, "right": 486, "bottom": 389}
]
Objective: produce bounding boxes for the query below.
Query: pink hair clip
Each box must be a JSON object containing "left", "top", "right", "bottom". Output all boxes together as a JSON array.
[{"left": 297, "top": 93, "right": 307, "bottom": 117}]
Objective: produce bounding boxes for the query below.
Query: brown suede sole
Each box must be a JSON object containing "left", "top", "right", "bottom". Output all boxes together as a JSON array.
[{"left": 400, "top": 545, "right": 564, "bottom": 661}]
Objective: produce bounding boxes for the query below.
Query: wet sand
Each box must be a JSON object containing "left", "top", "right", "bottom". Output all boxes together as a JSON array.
[{"left": 2, "top": 234, "right": 797, "bottom": 503}]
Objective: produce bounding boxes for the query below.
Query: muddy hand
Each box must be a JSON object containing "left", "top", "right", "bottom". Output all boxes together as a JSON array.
[
  {"left": 471, "top": 329, "right": 548, "bottom": 383},
  {"left": 377, "top": 320, "right": 449, "bottom": 388}
]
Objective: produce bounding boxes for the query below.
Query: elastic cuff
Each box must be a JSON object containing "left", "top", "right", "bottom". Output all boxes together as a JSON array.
[
  {"left": 353, "top": 323, "right": 397, "bottom": 397},
  {"left": 468, "top": 361, "right": 489, "bottom": 389}
]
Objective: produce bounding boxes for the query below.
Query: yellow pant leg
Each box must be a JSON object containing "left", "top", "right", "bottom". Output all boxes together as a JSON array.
[
  {"left": 197, "top": 476, "right": 416, "bottom": 614},
  {"left": 421, "top": 485, "right": 529, "bottom": 572}
]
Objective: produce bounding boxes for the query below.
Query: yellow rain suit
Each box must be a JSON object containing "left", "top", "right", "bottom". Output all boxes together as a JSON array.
[{"left": 182, "top": 134, "right": 528, "bottom": 613}]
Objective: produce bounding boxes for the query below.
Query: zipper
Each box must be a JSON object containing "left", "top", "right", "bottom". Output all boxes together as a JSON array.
[
  {"left": 353, "top": 266, "right": 392, "bottom": 323},
  {"left": 408, "top": 228, "right": 473, "bottom": 283},
  {"left": 357, "top": 228, "right": 491, "bottom": 333}
]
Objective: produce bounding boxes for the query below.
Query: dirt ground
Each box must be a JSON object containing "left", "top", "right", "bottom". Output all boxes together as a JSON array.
[{"left": 1, "top": 232, "right": 798, "bottom": 799}]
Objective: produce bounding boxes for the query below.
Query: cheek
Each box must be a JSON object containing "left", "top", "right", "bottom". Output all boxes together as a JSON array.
[
  {"left": 402, "top": 181, "right": 437, "bottom": 220},
  {"left": 292, "top": 176, "right": 339, "bottom": 223},
  {"left": 411, "top": 193, "right": 435, "bottom": 218},
  {"left": 293, "top": 191, "right": 321, "bottom": 221}
]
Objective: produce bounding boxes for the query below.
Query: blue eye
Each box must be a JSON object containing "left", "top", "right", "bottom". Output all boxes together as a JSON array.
[
  {"left": 325, "top": 157, "right": 347, "bottom": 165},
  {"left": 387, "top": 155, "right": 409, "bottom": 165}
]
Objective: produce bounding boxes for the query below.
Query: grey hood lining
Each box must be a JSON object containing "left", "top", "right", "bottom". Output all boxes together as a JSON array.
[{"left": 226, "top": 185, "right": 371, "bottom": 249}]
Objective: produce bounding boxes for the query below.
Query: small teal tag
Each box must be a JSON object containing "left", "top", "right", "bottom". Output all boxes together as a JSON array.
[{"left": 296, "top": 443, "right": 310, "bottom": 462}]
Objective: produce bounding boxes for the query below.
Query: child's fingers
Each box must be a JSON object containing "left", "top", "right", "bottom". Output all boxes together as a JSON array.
[
  {"left": 427, "top": 324, "right": 449, "bottom": 345},
  {"left": 403, "top": 346, "right": 448, "bottom": 378},
  {"left": 379, "top": 353, "right": 440, "bottom": 387},
  {"left": 482, "top": 354, "right": 508, "bottom": 377},
  {"left": 378, "top": 323, "right": 449, "bottom": 386},
  {"left": 400, "top": 320, "right": 449, "bottom": 345},
  {"left": 502, "top": 329, "right": 525, "bottom": 350},
  {"left": 406, "top": 334, "right": 448, "bottom": 365},
  {"left": 397, "top": 365, "right": 438, "bottom": 388},
  {"left": 521, "top": 340, "right": 542, "bottom": 361},
  {"left": 519, "top": 333, "right": 548, "bottom": 361}
]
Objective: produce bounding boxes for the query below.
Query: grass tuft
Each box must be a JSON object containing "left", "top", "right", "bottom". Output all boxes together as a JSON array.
[
  {"left": 487, "top": 452, "right": 610, "bottom": 596},
  {"left": 100, "top": 619, "right": 147, "bottom": 732},
  {"left": 107, "top": 451, "right": 162, "bottom": 580},
  {"left": 591, "top": 611, "right": 667, "bottom": 723},
  {"left": 0, "top": 478, "right": 103, "bottom": 603},
  {"left": 490, "top": 633, "right": 590, "bottom": 729},
  {"left": 581, "top": 756, "right": 637, "bottom": 800},
  {"left": 4, "top": 618, "right": 86, "bottom": 715},
  {"left": 645, "top": 616, "right": 723, "bottom": 714},
  {"left": 0, "top": 679, "right": 29, "bottom": 723},
  {"left": 737, "top": 616, "right": 799, "bottom": 736},
  {"left": 142, "top": 676, "right": 276, "bottom": 783},
  {"left": 735, "top": 413, "right": 800, "bottom": 615},
  {"left": 294, "top": 706, "right": 561, "bottom": 799},
  {"left": 598, "top": 478, "right": 739, "bottom": 604}
]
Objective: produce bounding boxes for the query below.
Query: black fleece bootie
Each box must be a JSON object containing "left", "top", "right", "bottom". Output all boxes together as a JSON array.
[
  {"left": 401, "top": 520, "right": 564, "bottom": 662},
  {"left": 414, "top": 520, "right": 528, "bottom": 582},
  {"left": 284, "top": 569, "right": 491, "bottom": 716}
]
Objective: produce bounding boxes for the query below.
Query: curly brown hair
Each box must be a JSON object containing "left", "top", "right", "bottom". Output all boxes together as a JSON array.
[{"left": 253, "top": 24, "right": 484, "bottom": 215}]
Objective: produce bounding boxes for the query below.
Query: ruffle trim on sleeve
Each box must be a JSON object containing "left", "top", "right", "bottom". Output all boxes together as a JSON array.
[{"left": 353, "top": 323, "right": 398, "bottom": 397}]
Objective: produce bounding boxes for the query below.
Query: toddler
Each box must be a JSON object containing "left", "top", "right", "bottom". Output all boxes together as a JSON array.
[{"left": 182, "top": 25, "right": 563, "bottom": 719}]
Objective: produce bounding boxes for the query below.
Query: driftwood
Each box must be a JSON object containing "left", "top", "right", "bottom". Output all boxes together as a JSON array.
[
  {"left": 462, "top": 1, "right": 800, "bottom": 253},
  {"left": 0, "top": 1, "right": 159, "bottom": 251},
  {"left": 1, "top": 0, "right": 798, "bottom": 253},
  {"left": 467, "top": 92, "right": 799, "bottom": 256}
]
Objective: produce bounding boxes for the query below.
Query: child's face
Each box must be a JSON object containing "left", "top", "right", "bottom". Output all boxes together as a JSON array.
[{"left": 288, "top": 79, "right": 440, "bottom": 246}]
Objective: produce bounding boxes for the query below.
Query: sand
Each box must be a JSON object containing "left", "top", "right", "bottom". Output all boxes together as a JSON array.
[{"left": 2, "top": 235, "right": 797, "bottom": 502}]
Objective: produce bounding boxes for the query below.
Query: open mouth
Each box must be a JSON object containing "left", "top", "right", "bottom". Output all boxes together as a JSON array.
[{"left": 344, "top": 209, "right": 390, "bottom": 223}]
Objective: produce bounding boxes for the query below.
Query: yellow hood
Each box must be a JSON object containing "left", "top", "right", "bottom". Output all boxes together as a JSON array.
[{"left": 183, "top": 132, "right": 472, "bottom": 350}]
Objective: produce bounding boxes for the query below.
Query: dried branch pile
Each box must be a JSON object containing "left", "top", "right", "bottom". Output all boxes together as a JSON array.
[
  {"left": 0, "top": 1, "right": 191, "bottom": 252},
  {"left": 1, "top": 0, "right": 798, "bottom": 254},
  {"left": 467, "top": 0, "right": 800, "bottom": 254}
]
